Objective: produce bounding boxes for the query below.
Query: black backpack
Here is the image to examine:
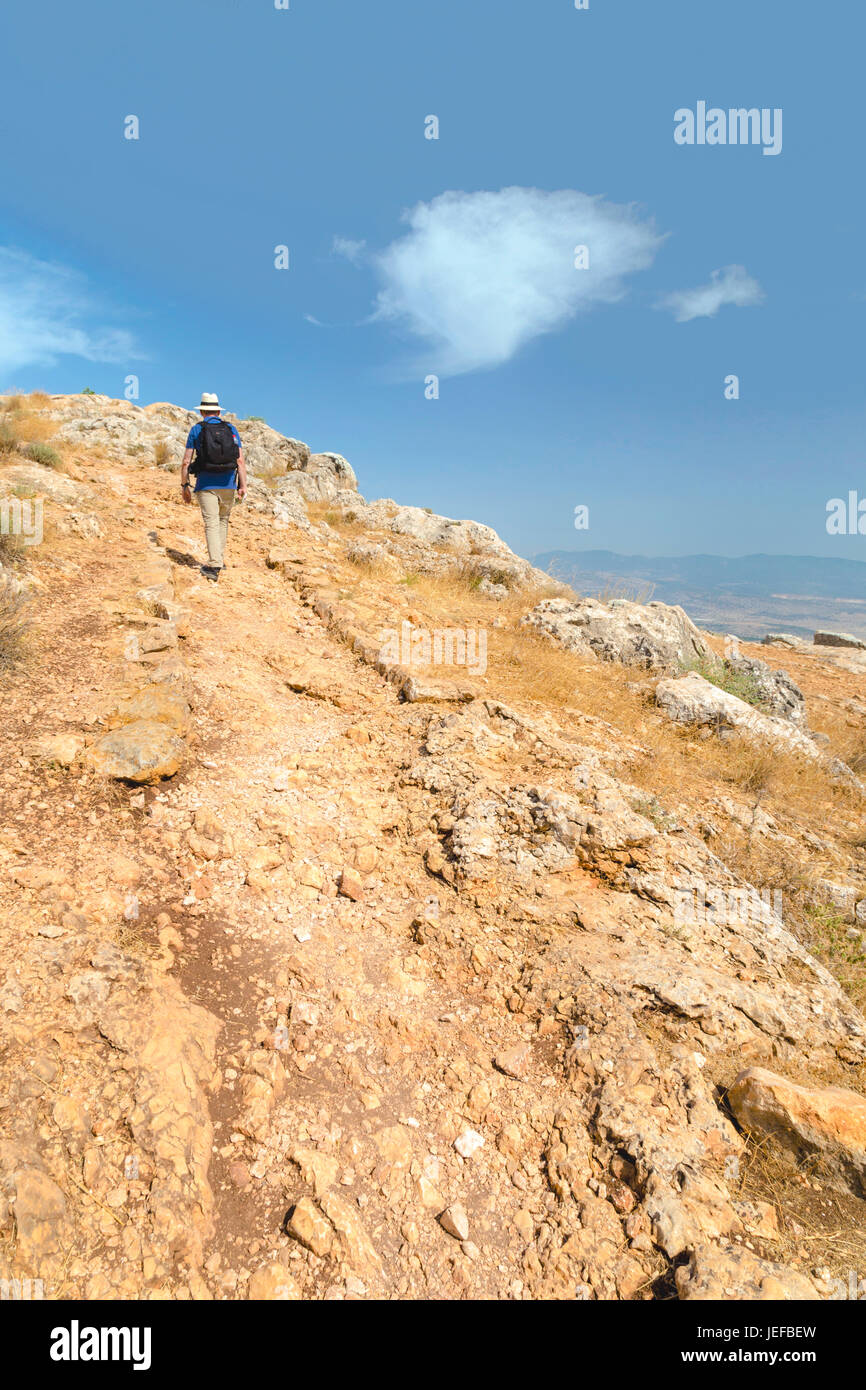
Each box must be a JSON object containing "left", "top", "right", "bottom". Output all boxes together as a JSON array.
[{"left": 191, "top": 418, "right": 240, "bottom": 475}]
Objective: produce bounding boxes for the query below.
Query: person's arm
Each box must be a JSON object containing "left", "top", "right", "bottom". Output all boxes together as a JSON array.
[
  {"left": 236, "top": 447, "right": 247, "bottom": 499},
  {"left": 180, "top": 447, "right": 194, "bottom": 503}
]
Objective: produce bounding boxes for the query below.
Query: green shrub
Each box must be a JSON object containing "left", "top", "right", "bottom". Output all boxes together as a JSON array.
[
  {"left": 24, "top": 442, "right": 61, "bottom": 468},
  {"left": 681, "top": 658, "right": 768, "bottom": 710},
  {"left": 80, "top": 387, "right": 96, "bottom": 395}
]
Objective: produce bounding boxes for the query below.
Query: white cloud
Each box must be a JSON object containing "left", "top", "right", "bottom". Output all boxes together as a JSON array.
[
  {"left": 658, "top": 264, "right": 764, "bottom": 322},
  {"left": 371, "top": 187, "right": 664, "bottom": 376},
  {"left": 332, "top": 236, "right": 367, "bottom": 266},
  {"left": 0, "top": 247, "right": 141, "bottom": 381}
]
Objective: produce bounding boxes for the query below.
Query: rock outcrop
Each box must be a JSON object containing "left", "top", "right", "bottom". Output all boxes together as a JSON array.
[
  {"left": 814, "top": 630, "right": 866, "bottom": 651},
  {"left": 522, "top": 596, "right": 720, "bottom": 670},
  {"left": 725, "top": 653, "right": 806, "bottom": 725},
  {"left": 655, "top": 672, "right": 849, "bottom": 770},
  {"left": 728, "top": 1068, "right": 866, "bottom": 1196}
]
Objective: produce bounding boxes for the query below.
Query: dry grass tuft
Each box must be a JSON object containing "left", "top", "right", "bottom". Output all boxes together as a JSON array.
[
  {"left": 307, "top": 500, "right": 366, "bottom": 532},
  {"left": 713, "top": 832, "right": 866, "bottom": 1008},
  {"left": 0, "top": 393, "right": 59, "bottom": 458},
  {"left": 0, "top": 577, "right": 31, "bottom": 670},
  {"left": 727, "top": 1132, "right": 866, "bottom": 1284}
]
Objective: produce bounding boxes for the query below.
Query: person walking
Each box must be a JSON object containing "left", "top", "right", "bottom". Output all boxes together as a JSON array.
[{"left": 180, "top": 392, "right": 247, "bottom": 582}]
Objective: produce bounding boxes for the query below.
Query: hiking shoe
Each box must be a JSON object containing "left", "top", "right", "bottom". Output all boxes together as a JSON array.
[{"left": 202, "top": 565, "right": 220, "bottom": 583}]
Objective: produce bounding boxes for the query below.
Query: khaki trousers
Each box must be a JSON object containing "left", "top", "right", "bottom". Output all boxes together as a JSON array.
[{"left": 197, "top": 488, "right": 235, "bottom": 568}]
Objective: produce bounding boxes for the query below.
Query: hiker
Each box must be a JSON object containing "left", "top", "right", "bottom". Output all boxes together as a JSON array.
[{"left": 180, "top": 392, "right": 247, "bottom": 582}]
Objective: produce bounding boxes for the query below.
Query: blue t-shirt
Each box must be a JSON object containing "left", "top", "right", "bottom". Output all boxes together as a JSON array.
[{"left": 186, "top": 415, "right": 242, "bottom": 491}]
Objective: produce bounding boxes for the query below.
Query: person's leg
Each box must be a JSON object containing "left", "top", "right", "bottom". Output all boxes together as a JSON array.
[
  {"left": 197, "top": 489, "right": 223, "bottom": 569},
  {"left": 216, "top": 489, "right": 235, "bottom": 566}
]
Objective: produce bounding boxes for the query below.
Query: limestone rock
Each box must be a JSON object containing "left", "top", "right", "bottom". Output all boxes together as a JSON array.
[
  {"left": 728, "top": 1066, "right": 866, "bottom": 1195},
  {"left": 438, "top": 1203, "right": 470, "bottom": 1241},
  {"left": 523, "top": 596, "right": 718, "bottom": 671},
  {"left": 247, "top": 1264, "right": 301, "bottom": 1300},
  {"left": 676, "top": 1243, "right": 819, "bottom": 1300},
  {"left": 725, "top": 654, "right": 806, "bottom": 724},
  {"left": 287, "top": 1197, "right": 334, "bottom": 1257},
  {"left": 814, "top": 630, "right": 866, "bottom": 651},
  {"left": 292, "top": 1148, "right": 339, "bottom": 1198},
  {"left": 107, "top": 684, "right": 191, "bottom": 736},
  {"left": 337, "top": 868, "right": 364, "bottom": 901},
  {"left": 85, "top": 719, "right": 185, "bottom": 782},
  {"left": 319, "top": 1191, "right": 381, "bottom": 1274},
  {"left": 30, "top": 733, "right": 83, "bottom": 767},
  {"left": 656, "top": 674, "right": 822, "bottom": 762},
  {"left": 494, "top": 1043, "right": 531, "bottom": 1079},
  {"left": 3, "top": 1165, "right": 70, "bottom": 1274}
]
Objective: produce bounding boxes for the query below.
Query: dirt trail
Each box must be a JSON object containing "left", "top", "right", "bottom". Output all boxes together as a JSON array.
[
  {"left": 162, "top": 515, "right": 581, "bottom": 1298},
  {"left": 0, "top": 479, "right": 581, "bottom": 1299}
]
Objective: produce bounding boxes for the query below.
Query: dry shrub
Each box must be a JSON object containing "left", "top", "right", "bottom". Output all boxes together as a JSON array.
[
  {"left": 811, "top": 704, "right": 866, "bottom": 779},
  {"left": 306, "top": 500, "right": 366, "bottom": 533},
  {"left": 8, "top": 411, "right": 56, "bottom": 445},
  {"left": 0, "top": 577, "right": 30, "bottom": 670},
  {"left": 0, "top": 418, "right": 20, "bottom": 455},
  {"left": 713, "top": 829, "right": 866, "bottom": 1009},
  {"left": 0, "top": 528, "right": 24, "bottom": 568},
  {"left": 0, "top": 394, "right": 58, "bottom": 455}
]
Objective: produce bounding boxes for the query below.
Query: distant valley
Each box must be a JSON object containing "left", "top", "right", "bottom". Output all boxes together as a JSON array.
[{"left": 531, "top": 550, "right": 866, "bottom": 642}]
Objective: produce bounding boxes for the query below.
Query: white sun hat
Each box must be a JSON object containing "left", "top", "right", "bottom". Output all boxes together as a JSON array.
[{"left": 197, "top": 392, "right": 222, "bottom": 412}]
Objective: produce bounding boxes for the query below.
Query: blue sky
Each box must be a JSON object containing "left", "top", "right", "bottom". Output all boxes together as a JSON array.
[{"left": 1, "top": 0, "right": 864, "bottom": 561}]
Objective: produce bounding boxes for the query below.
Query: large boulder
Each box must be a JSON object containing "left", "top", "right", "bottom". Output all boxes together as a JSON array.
[
  {"left": 675, "top": 1243, "right": 819, "bottom": 1301},
  {"left": 762, "top": 633, "right": 805, "bottom": 649},
  {"left": 85, "top": 720, "right": 185, "bottom": 783},
  {"left": 106, "top": 684, "right": 191, "bottom": 736},
  {"left": 814, "top": 630, "right": 866, "bottom": 651},
  {"left": 522, "top": 596, "right": 718, "bottom": 670},
  {"left": 725, "top": 654, "right": 806, "bottom": 725},
  {"left": 655, "top": 673, "right": 820, "bottom": 760},
  {"left": 728, "top": 1067, "right": 866, "bottom": 1196},
  {"left": 306, "top": 452, "right": 357, "bottom": 492}
]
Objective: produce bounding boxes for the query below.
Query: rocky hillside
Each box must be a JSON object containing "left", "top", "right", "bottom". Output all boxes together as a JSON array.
[{"left": 1, "top": 391, "right": 865, "bottom": 1302}]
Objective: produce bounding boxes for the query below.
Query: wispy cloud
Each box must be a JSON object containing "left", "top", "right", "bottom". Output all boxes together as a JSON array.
[
  {"left": 370, "top": 187, "right": 664, "bottom": 376},
  {"left": 332, "top": 236, "right": 367, "bottom": 266},
  {"left": 658, "top": 264, "right": 764, "bottom": 323},
  {"left": 0, "top": 247, "right": 142, "bottom": 381}
]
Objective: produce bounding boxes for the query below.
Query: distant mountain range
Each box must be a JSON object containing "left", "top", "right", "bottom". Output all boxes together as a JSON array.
[{"left": 531, "top": 550, "right": 866, "bottom": 642}]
